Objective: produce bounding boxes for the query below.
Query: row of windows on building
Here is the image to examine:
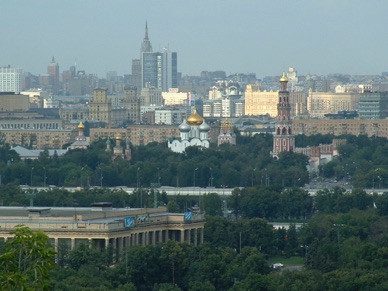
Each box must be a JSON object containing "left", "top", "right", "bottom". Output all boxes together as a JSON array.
[{"left": 0, "top": 123, "right": 60, "bottom": 129}]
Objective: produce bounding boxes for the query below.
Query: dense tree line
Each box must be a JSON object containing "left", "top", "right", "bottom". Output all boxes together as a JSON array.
[
  {"left": 5, "top": 208, "right": 388, "bottom": 290},
  {"left": 0, "top": 133, "right": 310, "bottom": 189},
  {"left": 1, "top": 133, "right": 388, "bottom": 189},
  {"left": 2, "top": 133, "right": 388, "bottom": 289},
  {"left": 47, "top": 209, "right": 388, "bottom": 290}
]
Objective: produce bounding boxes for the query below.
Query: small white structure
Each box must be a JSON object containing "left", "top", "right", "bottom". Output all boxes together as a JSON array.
[{"left": 168, "top": 108, "right": 210, "bottom": 153}]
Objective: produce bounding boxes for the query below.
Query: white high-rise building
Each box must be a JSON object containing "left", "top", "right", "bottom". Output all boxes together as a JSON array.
[{"left": 0, "top": 67, "right": 23, "bottom": 93}]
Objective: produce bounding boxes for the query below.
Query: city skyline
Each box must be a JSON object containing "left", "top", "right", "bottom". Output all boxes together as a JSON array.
[{"left": 2, "top": 0, "right": 388, "bottom": 78}]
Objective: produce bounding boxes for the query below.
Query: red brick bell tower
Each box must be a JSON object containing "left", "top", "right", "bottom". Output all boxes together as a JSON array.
[{"left": 272, "top": 72, "right": 295, "bottom": 158}]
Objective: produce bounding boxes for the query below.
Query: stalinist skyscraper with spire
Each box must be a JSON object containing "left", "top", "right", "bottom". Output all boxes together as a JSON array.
[
  {"left": 141, "top": 21, "right": 153, "bottom": 53},
  {"left": 130, "top": 22, "right": 153, "bottom": 93},
  {"left": 272, "top": 73, "right": 295, "bottom": 158},
  {"left": 130, "top": 22, "right": 178, "bottom": 93}
]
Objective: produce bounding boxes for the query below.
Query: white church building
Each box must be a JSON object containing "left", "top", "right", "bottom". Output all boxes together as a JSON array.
[{"left": 168, "top": 108, "right": 210, "bottom": 153}]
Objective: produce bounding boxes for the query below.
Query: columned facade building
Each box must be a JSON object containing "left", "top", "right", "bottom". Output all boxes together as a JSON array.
[
  {"left": 272, "top": 73, "right": 295, "bottom": 158},
  {"left": 0, "top": 206, "right": 205, "bottom": 261}
]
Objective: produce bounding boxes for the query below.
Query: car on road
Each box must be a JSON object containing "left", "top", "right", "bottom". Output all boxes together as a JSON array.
[{"left": 271, "top": 263, "right": 284, "bottom": 269}]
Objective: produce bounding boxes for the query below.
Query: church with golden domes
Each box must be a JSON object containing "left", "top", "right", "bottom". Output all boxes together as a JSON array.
[
  {"left": 168, "top": 108, "right": 210, "bottom": 153},
  {"left": 67, "top": 121, "right": 90, "bottom": 150}
]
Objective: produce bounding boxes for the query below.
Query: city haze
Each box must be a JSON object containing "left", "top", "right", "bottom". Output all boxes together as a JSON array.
[{"left": 1, "top": 0, "right": 387, "bottom": 77}]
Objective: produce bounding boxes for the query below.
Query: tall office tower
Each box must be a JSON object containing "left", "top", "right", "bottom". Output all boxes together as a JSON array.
[
  {"left": 129, "top": 22, "right": 153, "bottom": 92},
  {"left": 47, "top": 57, "right": 60, "bottom": 94},
  {"left": 272, "top": 73, "right": 295, "bottom": 158},
  {"left": 0, "top": 66, "right": 23, "bottom": 93},
  {"left": 89, "top": 88, "right": 112, "bottom": 127},
  {"left": 162, "top": 49, "right": 178, "bottom": 91},
  {"left": 142, "top": 50, "right": 177, "bottom": 91},
  {"left": 122, "top": 86, "right": 141, "bottom": 124},
  {"left": 131, "top": 59, "right": 142, "bottom": 91}
]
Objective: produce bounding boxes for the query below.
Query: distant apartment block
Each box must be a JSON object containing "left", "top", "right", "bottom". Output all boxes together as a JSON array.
[
  {"left": 0, "top": 66, "right": 23, "bottom": 93},
  {"left": 2, "top": 128, "right": 76, "bottom": 149},
  {"left": 358, "top": 91, "right": 388, "bottom": 119},
  {"left": 0, "top": 92, "right": 29, "bottom": 111},
  {"left": 155, "top": 107, "right": 190, "bottom": 125},
  {"left": 307, "top": 90, "right": 359, "bottom": 117},
  {"left": 90, "top": 125, "right": 179, "bottom": 146},
  {"left": 293, "top": 118, "right": 388, "bottom": 138},
  {"left": 141, "top": 85, "right": 163, "bottom": 106},
  {"left": 244, "top": 84, "right": 306, "bottom": 117}
]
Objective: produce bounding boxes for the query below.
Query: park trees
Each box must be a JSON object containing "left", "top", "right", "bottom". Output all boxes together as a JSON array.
[{"left": 0, "top": 225, "right": 56, "bottom": 290}]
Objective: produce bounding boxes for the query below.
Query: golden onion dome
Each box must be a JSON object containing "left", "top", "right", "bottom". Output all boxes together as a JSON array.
[
  {"left": 280, "top": 72, "right": 288, "bottom": 82},
  {"left": 187, "top": 108, "right": 204, "bottom": 126},
  {"left": 78, "top": 121, "right": 85, "bottom": 129},
  {"left": 115, "top": 133, "right": 121, "bottom": 141}
]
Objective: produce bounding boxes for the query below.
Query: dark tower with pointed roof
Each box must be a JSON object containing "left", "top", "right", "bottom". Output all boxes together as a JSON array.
[{"left": 272, "top": 73, "right": 295, "bottom": 158}]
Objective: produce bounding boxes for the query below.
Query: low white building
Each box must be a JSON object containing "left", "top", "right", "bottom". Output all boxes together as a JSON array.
[{"left": 162, "top": 89, "right": 194, "bottom": 106}]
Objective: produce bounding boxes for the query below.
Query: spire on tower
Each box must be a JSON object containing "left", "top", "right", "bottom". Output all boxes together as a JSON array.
[
  {"left": 140, "top": 21, "right": 153, "bottom": 53},
  {"left": 145, "top": 20, "right": 149, "bottom": 40}
]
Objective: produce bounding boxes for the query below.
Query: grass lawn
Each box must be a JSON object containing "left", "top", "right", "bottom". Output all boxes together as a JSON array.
[{"left": 268, "top": 256, "right": 305, "bottom": 266}]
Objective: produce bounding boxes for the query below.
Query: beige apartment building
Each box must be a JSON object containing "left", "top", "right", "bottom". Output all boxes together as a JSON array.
[
  {"left": 293, "top": 118, "right": 388, "bottom": 138},
  {"left": 0, "top": 93, "right": 29, "bottom": 111},
  {"left": 307, "top": 90, "right": 360, "bottom": 117},
  {"left": 2, "top": 128, "right": 77, "bottom": 149},
  {"left": 89, "top": 88, "right": 112, "bottom": 127},
  {"left": 244, "top": 85, "right": 306, "bottom": 117},
  {"left": 90, "top": 125, "right": 179, "bottom": 146}
]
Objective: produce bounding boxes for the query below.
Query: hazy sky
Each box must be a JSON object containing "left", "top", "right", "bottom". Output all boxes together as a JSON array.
[{"left": 2, "top": 0, "right": 388, "bottom": 78}]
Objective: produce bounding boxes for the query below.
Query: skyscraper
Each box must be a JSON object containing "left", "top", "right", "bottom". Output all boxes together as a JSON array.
[
  {"left": 141, "top": 49, "right": 177, "bottom": 91},
  {"left": 47, "top": 57, "right": 60, "bottom": 94},
  {"left": 141, "top": 21, "right": 153, "bottom": 53},
  {"left": 131, "top": 22, "right": 177, "bottom": 92},
  {"left": 129, "top": 22, "right": 153, "bottom": 93},
  {"left": 272, "top": 73, "right": 295, "bottom": 158}
]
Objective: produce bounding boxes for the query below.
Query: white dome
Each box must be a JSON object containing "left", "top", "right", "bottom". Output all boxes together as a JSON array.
[
  {"left": 179, "top": 120, "right": 191, "bottom": 132},
  {"left": 199, "top": 121, "right": 210, "bottom": 131}
]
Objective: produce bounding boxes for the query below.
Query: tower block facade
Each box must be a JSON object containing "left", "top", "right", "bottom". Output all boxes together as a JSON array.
[{"left": 272, "top": 73, "right": 295, "bottom": 157}]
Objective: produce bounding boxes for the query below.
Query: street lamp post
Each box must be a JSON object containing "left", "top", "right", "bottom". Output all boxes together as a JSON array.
[
  {"left": 194, "top": 167, "right": 199, "bottom": 209},
  {"left": 137, "top": 167, "right": 140, "bottom": 188},
  {"left": 157, "top": 167, "right": 161, "bottom": 186},
  {"left": 137, "top": 167, "right": 140, "bottom": 207},
  {"left": 193, "top": 168, "right": 198, "bottom": 187},
  {"left": 43, "top": 167, "right": 47, "bottom": 187},
  {"left": 80, "top": 167, "right": 84, "bottom": 188},
  {"left": 30, "top": 167, "right": 34, "bottom": 187},
  {"left": 209, "top": 167, "right": 213, "bottom": 187},
  {"left": 100, "top": 172, "right": 103, "bottom": 187},
  {"left": 139, "top": 177, "right": 143, "bottom": 208}
]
